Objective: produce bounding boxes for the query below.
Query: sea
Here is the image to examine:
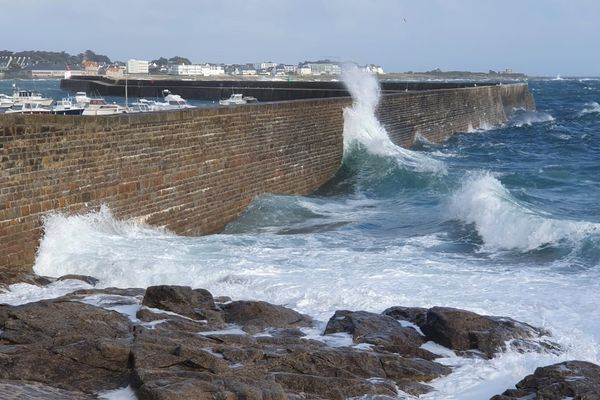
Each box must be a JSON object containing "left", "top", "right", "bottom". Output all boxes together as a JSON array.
[{"left": 1, "top": 74, "right": 600, "bottom": 399}]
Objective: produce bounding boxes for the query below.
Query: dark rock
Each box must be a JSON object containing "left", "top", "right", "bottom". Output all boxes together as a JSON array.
[
  {"left": 141, "top": 285, "right": 224, "bottom": 325},
  {"left": 324, "top": 310, "right": 434, "bottom": 359},
  {"left": 421, "top": 307, "right": 547, "bottom": 358},
  {"left": 213, "top": 295, "right": 232, "bottom": 304},
  {"left": 68, "top": 287, "right": 146, "bottom": 298},
  {"left": 0, "top": 380, "right": 95, "bottom": 399},
  {"left": 57, "top": 274, "right": 100, "bottom": 286},
  {"left": 383, "top": 306, "right": 428, "bottom": 327},
  {"left": 0, "top": 300, "right": 132, "bottom": 393},
  {"left": 221, "top": 300, "right": 312, "bottom": 334},
  {"left": 271, "top": 373, "right": 397, "bottom": 400},
  {"left": 491, "top": 360, "right": 600, "bottom": 399},
  {"left": 0, "top": 272, "right": 53, "bottom": 287},
  {"left": 130, "top": 303, "right": 450, "bottom": 399}
]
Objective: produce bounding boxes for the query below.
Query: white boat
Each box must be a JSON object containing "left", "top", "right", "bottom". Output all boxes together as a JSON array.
[
  {"left": 5, "top": 102, "right": 51, "bottom": 114},
  {"left": 12, "top": 86, "right": 53, "bottom": 107},
  {"left": 0, "top": 93, "right": 14, "bottom": 109},
  {"left": 161, "top": 90, "right": 195, "bottom": 110},
  {"left": 51, "top": 98, "right": 85, "bottom": 115},
  {"left": 128, "top": 101, "right": 153, "bottom": 113},
  {"left": 82, "top": 98, "right": 128, "bottom": 116},
  {"left": 219, "top": 93, "right": 258, "bottom": 106},
  {"left": 135, "top": 98, "right": 166, "bottom": 111},
  {"left": 74, "top": 92, "right": 92, "bottom": 107}
]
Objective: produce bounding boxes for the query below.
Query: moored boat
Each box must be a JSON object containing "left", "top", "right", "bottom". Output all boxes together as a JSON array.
[
  {"left": 82, "top": 98, "right": 128, "bottom": 116},
  {"left": 5, "top": 102, "right": 51, "bottom": 115},
  {"left": 0, "top": 93, "right": 14, "bottom": 110},
  {"left": 219, "top": 93, "right": 258, "bottom": 106},
  {"left": 51, "top": 98, "right": 85, "bottom": 115},
  {"left": 12, "top": 86, "right": 53, "bottom": 107},
  {"left": 161, "top": 90, "right": 195, "bottom": 110}
]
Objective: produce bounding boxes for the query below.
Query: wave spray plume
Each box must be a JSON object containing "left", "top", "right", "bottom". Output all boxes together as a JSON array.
[{"left": 341, "top": 65, "right": 446, "bottom": 174}]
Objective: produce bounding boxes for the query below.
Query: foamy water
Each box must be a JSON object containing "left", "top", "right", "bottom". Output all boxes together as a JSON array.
[{"left": 3, "top": 76, "right": 600, "bottom": 399}]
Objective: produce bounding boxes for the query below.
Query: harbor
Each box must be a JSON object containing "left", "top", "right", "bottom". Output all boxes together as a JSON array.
[{"left": 0, "top": 80, "right": 216, "bottom": 115}]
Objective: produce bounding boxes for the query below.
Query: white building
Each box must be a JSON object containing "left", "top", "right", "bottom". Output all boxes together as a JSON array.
[
  {"left": 253, "top": 62, "right": 277, "bottom": 70},
  {"left": 168, "top": 64, "right": 225, "bottom": 76},
  {"left": 298, "top": 66, "right": 312, "bottom": 76},
  {"left": 126, "top": 59, "right": 149, "bottom": 74}
]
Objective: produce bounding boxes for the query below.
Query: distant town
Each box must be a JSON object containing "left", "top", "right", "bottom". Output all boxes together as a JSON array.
[{"left": 0, "top": 49, "right": 527, "bottom": 80}]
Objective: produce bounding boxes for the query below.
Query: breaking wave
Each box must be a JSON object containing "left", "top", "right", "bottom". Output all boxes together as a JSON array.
[
  {"left": 341, "top": 66, "right": 447, "bottom": 175},
  {"left": 448, "top": 172, "right": 600, "bottom": 252},
  {"left": 578, "top": 102, "right": 600, "bottom": 116},
  {"left": 508, "top": 110, "right": 555, "bottom": 127}
]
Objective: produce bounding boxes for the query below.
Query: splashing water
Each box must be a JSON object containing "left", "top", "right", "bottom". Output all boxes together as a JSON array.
[
  {"left": 579, "top": 101, "right": 600, "bottom": 116},
  {"left": 448, "top": 171, "right": 600, "bottom": 252},
  {"left": 341, "top": 66, "right": 447, "bottom": 174}
]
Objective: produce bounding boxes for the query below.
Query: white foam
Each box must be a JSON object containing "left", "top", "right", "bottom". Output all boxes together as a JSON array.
[
  {"left": 448, "top": 171, "right": 600, "bottom": 251},
  {"left": 0, "top": 280, "right": 91, "bottom": 306},
  {"left": 23, "top": 208, "right": 600, "bottom": 400},
  {"left": 97, "top": 386, "right": 137, "bottom": 400},
  {"left": 579, "top": 101, "right": 600, "bottom": 116},
  {"left": 341, "top": 65, "right": 446, "bottom": 174},
  {"left": 508, "top": 110, "right": 555, "bottom": 127}
]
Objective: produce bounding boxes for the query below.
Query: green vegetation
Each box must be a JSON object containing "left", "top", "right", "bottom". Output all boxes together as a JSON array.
[{"left": 0, "top": 49, "right": 112, "bottom": 66}]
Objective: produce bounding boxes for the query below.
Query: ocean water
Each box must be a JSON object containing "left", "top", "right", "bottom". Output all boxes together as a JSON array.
[{"left": 2, "top": 74, "right": 600, "bottom": 399}]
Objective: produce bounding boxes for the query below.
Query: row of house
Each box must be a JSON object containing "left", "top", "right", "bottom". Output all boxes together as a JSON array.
[
  {"left": 10, "top": 58, "right": 385, "bottom": 79},
  {"left": 166, "top": 61, "right": 384, "bottom": 77}
]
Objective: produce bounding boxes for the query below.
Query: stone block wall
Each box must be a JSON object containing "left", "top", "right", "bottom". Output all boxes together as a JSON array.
[
  {"left": 0, "top": 84, "right": 533, "bottom": 275},
  {"left": 0, "top": 98, "right": 348, "bottom": 274},
  {"left": 377, "top": 84, "right": 535, "bottom": 147}
]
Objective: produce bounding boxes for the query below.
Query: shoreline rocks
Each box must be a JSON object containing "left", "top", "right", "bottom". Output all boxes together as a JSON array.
[
  {"left": 491, "top": 361, "right": 600, "bottom": 399},
  {"left": 0, "top": 280, "right": 597, "bottom": 399}
]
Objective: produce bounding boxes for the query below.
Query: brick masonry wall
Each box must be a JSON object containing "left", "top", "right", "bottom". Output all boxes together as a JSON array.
[
  {"left": 377, "top": 84, "right": 535, "bottom": 147},
  {"left": 0, "top": 84, "right": 533, "bottom": 275}
]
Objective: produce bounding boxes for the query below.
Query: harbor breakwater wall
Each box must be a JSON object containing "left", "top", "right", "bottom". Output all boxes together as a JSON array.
[
  {"left": 0, "top": 83, "right": 534, "bottom": 275},
  {"left": 61, "top": 76, "right": 499, "bottom": 102}
]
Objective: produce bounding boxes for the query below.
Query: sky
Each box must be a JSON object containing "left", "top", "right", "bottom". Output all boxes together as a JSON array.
[{"left": 1, "top": 0, "right": 599, "bottom": 76}]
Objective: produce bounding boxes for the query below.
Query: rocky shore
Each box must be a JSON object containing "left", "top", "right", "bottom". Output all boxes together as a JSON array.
[{"left": 0, "top": 275, "right": 599, "bottom": 399}]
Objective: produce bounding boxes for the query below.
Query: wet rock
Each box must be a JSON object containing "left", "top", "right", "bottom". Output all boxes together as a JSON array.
[
  {"left": 491, "top": 360, "right": 600, "bottom": 399},
  {"left": 221, "top": 300, "right": 312, "bottom": 334},
  {"left": 420, "top": 307, "right": 547, "bottom": 358},
  {"left": 383, "top": 306, "right": 428, "bottom": 327},
  {"left": 142, "top": 285, "right": 224, "bottom": 325},
  {"left": 324, "top": 310, "right": 434, "bottom": 358},
  {"left": 0, "top": 380, "right": 95, "bottom": 400},
  {"left": 0, "top": 272, "right": 52, "bottom": 287},
  {"left": 0, "top": 300, "right": 132, "bottom": 393},
  {"left": 69, "top": 287, "right": 146, "bottom": 298},
  {"left": 131, "top": 300, "right": 450, "bottom": 399},
  {"left": 57, "top": 274, "right": 100, "bottom": 286},
  {"left": 271, "top": 373, "right": 397, "bottom": 400},
  {"left": 213, "top": 295, "right": 232, "bottom": 304}
]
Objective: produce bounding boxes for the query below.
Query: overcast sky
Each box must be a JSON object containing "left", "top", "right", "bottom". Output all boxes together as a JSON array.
[{"left": 1, "top": 0, "right": 599, "bottom": 76}]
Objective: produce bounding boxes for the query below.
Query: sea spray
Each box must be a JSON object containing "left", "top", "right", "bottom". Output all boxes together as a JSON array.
[
  {"left": 341, "top": 65, "right": 447, "bottom": 174},
  {"left": 579, "top": 101, "right": 600, "bottom": 116},
  {"left": 448, "top": 171, "right": 600, "bottom": 251},
  {"left": 508, "top": 109, "right": 555, "bottom": 127}
]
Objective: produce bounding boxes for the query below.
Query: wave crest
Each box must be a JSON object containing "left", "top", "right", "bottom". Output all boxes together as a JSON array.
[
  {"left": 508, "top": 110, "right": 555, "bottom": 127},
  {"left": 578, "top": 102, "right": 600, "bottom": 117},
  {"left": 448, "top": 172, "right": 600, "bottom": 251}
]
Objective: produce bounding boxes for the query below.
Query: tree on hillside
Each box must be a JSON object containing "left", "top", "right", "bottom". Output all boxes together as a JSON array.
[
  {"left": 80, "top": 50, "right": 111, "bottom": 64},
  {"left": 168, "top": 56, "right": 192, "bottom": 65},
  {"left": 152, "top": 57, "right": 169, "bottom": 66}
]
